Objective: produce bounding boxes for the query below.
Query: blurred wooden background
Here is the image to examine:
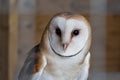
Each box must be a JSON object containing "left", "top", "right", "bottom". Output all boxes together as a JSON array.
[
  {"left": 0, "top": 0, "right": 120, "bottom": 80},
  {"left": 0, "top": 15, "right": 9, "bottom": 80},
  {"left": 106, "top": 15, "right": 120, "bottom": 72},
  {"left": 0, "top": 0, "right": 9, "bottom": 80}
]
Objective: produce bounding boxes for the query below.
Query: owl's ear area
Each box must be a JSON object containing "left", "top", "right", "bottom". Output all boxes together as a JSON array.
[{"left": 18, "top": 44, "right": 47, "bottom": 80}]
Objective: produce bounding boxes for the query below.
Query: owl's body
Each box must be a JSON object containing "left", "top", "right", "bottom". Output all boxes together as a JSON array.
[
  {"left": 18, "top": 12, "right": 91, "bottom": 80},
  {"left": 40, "top": 52, "right": 90, "bottom": 80}
]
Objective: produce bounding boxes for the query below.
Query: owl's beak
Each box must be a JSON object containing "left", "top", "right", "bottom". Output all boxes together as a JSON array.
[{"left": 63, "top": 43, "right": 69, "bottom": 51}]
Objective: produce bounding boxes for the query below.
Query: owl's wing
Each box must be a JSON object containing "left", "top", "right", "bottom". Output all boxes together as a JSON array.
[{"left": 18, "top": 44, "right": 47, "bottom": 80}]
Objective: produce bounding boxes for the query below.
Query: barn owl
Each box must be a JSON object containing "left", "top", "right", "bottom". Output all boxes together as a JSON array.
[{"left": 18, "top": 12, "right": 91, "bottom": 80}]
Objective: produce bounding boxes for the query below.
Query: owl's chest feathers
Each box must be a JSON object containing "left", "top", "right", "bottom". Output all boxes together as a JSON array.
[
  {"left": 40, "top": 38, "right": 90, "bottom": 80},
  {"left": 42, "top": 53, "right": 88, "bottom": 80}
]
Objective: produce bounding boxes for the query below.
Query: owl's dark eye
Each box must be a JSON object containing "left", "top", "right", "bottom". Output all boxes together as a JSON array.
[
  {"left": 55, "top": 28, "right": 61, "bottom": 37},
  {"left": 72, "top": 29, "right": 80, "bottom": 36}
]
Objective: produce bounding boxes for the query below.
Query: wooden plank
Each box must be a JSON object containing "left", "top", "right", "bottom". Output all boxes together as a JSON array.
[
  {"left": 0, "top": 14, "right": 9, "bottom": 80},
  {"left": 106, "top": 15, "right": 120, "bottom": 72},
  {"left": 9, "top": 11, "right": 18, "bottom": 80},
  {"left": 0, "top": 0, "right": 9, "bottom": 80},
  {"left": 9, "top": 0, "right": 18, "bottom": 80}
]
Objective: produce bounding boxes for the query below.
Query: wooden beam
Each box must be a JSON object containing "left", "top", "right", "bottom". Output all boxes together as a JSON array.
[
  {"left": 9, "top": 0, "right": 18, "bottom": 80},
  {"left": 0, "top": 0, "right": 9, "bottom": 80},
  {"left": 0, "top": 14, "right": 9, "bottom": 80},
  {"left": 9, "top": 9, "right": 18, "bottom": 80},
  {"left": 106, "top": 15, "right": 120, "bottom": 72}
]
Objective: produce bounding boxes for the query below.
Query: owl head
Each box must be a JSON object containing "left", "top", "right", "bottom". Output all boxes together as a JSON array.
[{"left": 46, "top": 12, "right": 91, "bottom": 57}]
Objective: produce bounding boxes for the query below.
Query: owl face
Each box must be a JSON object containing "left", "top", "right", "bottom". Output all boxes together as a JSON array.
[{"left": 48, "top": 14, "right": 90, "bottom": 57}]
